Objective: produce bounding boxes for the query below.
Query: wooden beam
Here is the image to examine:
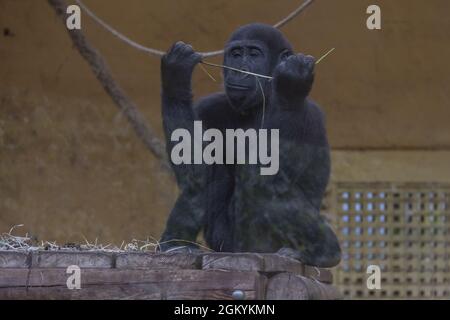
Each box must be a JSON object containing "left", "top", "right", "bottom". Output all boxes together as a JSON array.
[
  {"left": 266, "top": 273, "right": 341, "bottom": 300},
  {"left": 0, "top": 268, "right": 266, "bottom": 300},
  {"left": 0, "top": 251, "right": 339, "bottom": 300}
]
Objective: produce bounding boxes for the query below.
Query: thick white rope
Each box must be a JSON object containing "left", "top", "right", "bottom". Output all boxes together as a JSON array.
[{"left": 74, "top": 0, "right": 315, "bottom": 58}]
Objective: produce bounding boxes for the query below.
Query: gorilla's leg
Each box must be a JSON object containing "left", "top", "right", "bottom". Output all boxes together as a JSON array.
[
  {"left": 274, "top": 208, "right": 341, "bottom": 268},
  {"left": 159, "top": 185, "right": 204, "bottom": 253},
  {"left": 232, "top": 171, "right": 341, "bottom": 267}
]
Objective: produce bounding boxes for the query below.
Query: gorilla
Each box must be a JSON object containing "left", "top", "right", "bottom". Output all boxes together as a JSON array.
[{"left": 159, "top": 23, "right": 341, "bottom": 268}]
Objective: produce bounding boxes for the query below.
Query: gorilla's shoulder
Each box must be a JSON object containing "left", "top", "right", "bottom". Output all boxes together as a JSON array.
[{"left": 194, "top": 92, "right": 229, "bottom": 124}]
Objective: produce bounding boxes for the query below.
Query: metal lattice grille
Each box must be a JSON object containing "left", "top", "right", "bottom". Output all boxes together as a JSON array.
[{"left": 333, "top": 182, "right": 450, "bottom": 299}]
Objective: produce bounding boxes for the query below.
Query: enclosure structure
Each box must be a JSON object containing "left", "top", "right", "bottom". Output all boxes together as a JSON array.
[
  {"left": 331, "top": 182, "right": 450, "bottom": 299},
  {"left": 0, "top": 251, "right": 339, "bottom": 300},
  {"left": 2, "top": 0, "right": 450, "bottom": 301}
]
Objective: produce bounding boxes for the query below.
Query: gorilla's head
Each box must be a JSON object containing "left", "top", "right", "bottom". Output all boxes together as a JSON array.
[{"left": 223, "top": 23, "right": 293, "bottom": 114}]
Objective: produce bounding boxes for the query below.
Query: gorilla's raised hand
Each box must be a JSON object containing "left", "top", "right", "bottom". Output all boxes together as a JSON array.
[
  {"left": 273, "top": 53, "right": 315, "bottom": 108},
  {"left": 159, "top": 42, "right": 205, "bottom": 250},
  {"left": 161, "top": 41, "right": 202, "bottom": 99}
]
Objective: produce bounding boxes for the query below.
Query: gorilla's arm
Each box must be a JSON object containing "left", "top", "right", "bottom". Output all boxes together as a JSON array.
[
  {"left": 269, "top": 55, "right": 341, "bottom": 267},
  {"left": 159, "top": 42, "right": 204, "bottom": 249},
  {"left": 270, "top": 53, "right": 322, "bottom": 177},
  {"left": 161, "top": 41, "right": 202, "bottom": 186}
]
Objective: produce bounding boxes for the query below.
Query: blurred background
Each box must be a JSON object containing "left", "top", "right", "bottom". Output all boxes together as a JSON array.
[{"left": 1, "top": 0, "right": 450, "bottom": 299}]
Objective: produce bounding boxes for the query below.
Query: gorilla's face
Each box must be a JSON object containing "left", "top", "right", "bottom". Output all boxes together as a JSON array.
[
  {"left": 223, "top": 24, "right": 293, "bottom": 115},
  {"left": 223, "top": 40, "right": 270, "bottom": 114}
]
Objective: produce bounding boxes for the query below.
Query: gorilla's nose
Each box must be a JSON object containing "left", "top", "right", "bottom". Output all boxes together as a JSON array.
[{"left": 234, "top": 66, "right": 250, "bottom": 79}]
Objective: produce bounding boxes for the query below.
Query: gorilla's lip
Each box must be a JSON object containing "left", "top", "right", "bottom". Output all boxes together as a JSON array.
[{"left": 226, "top": 82, "right": 251, "bottom": 90}]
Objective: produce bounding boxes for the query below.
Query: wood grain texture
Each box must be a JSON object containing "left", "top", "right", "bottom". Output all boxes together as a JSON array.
[
  {"left": 261, "top": 253, "right": 305, "bottom": 275},
  {"left": 31, "top": 251, "right": 114, "bottom": 268},
  {"left": 304, "top": 265, "right": 333, "bottom": 284},
  {"left": 0, "top": 251, "right": 30, "bottom": 268},
  {"left": 0, "top": 268, "right": 266, "bottom": 300},
  {"left": 202, "top": 253, "right": 264, "bottom": 272},
  {"left": 0, "top": 252, "right": 339, "bottom": 299},
  {"left": 116, "top": 252, "right": 201, "bottom": 269},
  {"left": 266, "top": 273, "right": 341, "bottom": 300}
]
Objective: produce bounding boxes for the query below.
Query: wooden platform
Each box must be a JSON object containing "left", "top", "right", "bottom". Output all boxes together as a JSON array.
[{"left": 0, "top": 250, "right": 341, "bottom": 300}]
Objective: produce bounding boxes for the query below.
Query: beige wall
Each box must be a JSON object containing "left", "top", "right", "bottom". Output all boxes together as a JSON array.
[{"left": 1, "top": 0, "right": 450, "bottom": 243}]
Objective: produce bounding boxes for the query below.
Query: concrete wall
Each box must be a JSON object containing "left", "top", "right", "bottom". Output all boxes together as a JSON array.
[{"left": 1, "top": 0, "right": 449, "bottom": 243}]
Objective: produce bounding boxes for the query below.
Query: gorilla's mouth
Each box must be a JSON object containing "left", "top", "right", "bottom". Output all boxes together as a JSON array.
[{"left": 226, "top": 82, "right": 251, "bottom": 91}]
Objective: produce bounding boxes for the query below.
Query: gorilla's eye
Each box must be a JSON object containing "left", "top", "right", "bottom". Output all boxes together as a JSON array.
[
  {"left": 230, "top": 48, "right": 242, "bottom": 58},
  {"left": 249, "top": 48, "right": 262, "bottom": 57}
]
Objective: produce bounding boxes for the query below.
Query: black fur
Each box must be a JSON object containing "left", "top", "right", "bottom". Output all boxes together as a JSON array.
[{"left": 159, "top": 23, "right": 341, "bottom": 267}]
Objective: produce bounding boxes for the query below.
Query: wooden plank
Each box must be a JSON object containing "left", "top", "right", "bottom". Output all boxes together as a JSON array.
[
  {"left": 0, "top": 269, "right": 29, "bottom": 287},
  {"left": 201, "top": 253, "right": 331, "bottom": 284},
  {"left": 0, "top": 251, "right": 340, "bottom": 300},
  {"left": 202, "top": 253, "right": 264, "bottom": 272},
  {"left": 261, "top": 254, "right": 305, "bottom": 275},
  {"left": 266, "top": 273, "right": 341, "bottom": 300},
  {"left": 304, "top": 265, "right": 334, "bottom": 284},
  {"left": 0, "top": 286, "right": 161, "bottom": 300},
  {"left": 116, "top": 252, "right": 201, "bottom": 270},
  {"left": 0, "top": 268, "right": 266, "bottom": 300},
  {"left": 31, "top": 251, "right": 113, "bottom": 268},
  {"left": 0, "top": 251, "right": 30, "bottom": 268},
  {"left": 266, "top": 273, "right": 308, "bottom": 300},
  {"left": 0, "top": 286, "right": 262, "bottom": 300}
]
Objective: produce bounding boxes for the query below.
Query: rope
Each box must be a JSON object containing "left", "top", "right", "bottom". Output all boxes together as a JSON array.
[
  {"left": 74, "top": 0, "right": 315, "bottom": 58},
  {"left": 273, "top": 0, "right": 315, "bottom": 28}
]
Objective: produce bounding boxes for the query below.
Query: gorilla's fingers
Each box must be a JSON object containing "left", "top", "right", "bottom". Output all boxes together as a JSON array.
[
  {"left": 304, "top": 55, "right": 316, "bottom": 69},
  {"left": 167, "top": 41, "right": 185, "bottom": 55},
  {"left": 166, "top": 42, "right": 201, "bottom": 66},
  {"left": 167, "top": 41, "right": 189, "bottom": 61},
  {"left": 191, "top": 52, "right": 203, "bottom": 65}
]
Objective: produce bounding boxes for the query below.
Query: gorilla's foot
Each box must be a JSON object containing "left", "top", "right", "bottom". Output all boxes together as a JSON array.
[
  {"left": 276, "top": 247, "right": 341, "bottom": 268},
  {"left": 158, "top": 242, "right": 204, "bottom": 254},
  {"left": 167, "top": 245, "right": 204, "bottom": 254}
]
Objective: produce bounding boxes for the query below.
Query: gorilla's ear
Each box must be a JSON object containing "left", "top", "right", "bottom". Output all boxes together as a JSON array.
[{"left": 279, "top": 49, "right": 293, "bottom": 62}]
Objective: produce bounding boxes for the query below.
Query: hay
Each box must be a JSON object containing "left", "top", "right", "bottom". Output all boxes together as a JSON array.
[{"left": 0, "top": 224, "right": 211, "bottom": 253}]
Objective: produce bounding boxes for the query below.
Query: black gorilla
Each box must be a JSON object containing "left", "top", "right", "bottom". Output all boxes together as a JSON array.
[{"left": 159, "top": 23, "right": 341, "bottom": 267}]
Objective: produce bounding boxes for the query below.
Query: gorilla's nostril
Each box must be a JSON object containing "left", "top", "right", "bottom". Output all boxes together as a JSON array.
[{"left": 236, "top": 66, "right": 250, "bottom": 78}]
